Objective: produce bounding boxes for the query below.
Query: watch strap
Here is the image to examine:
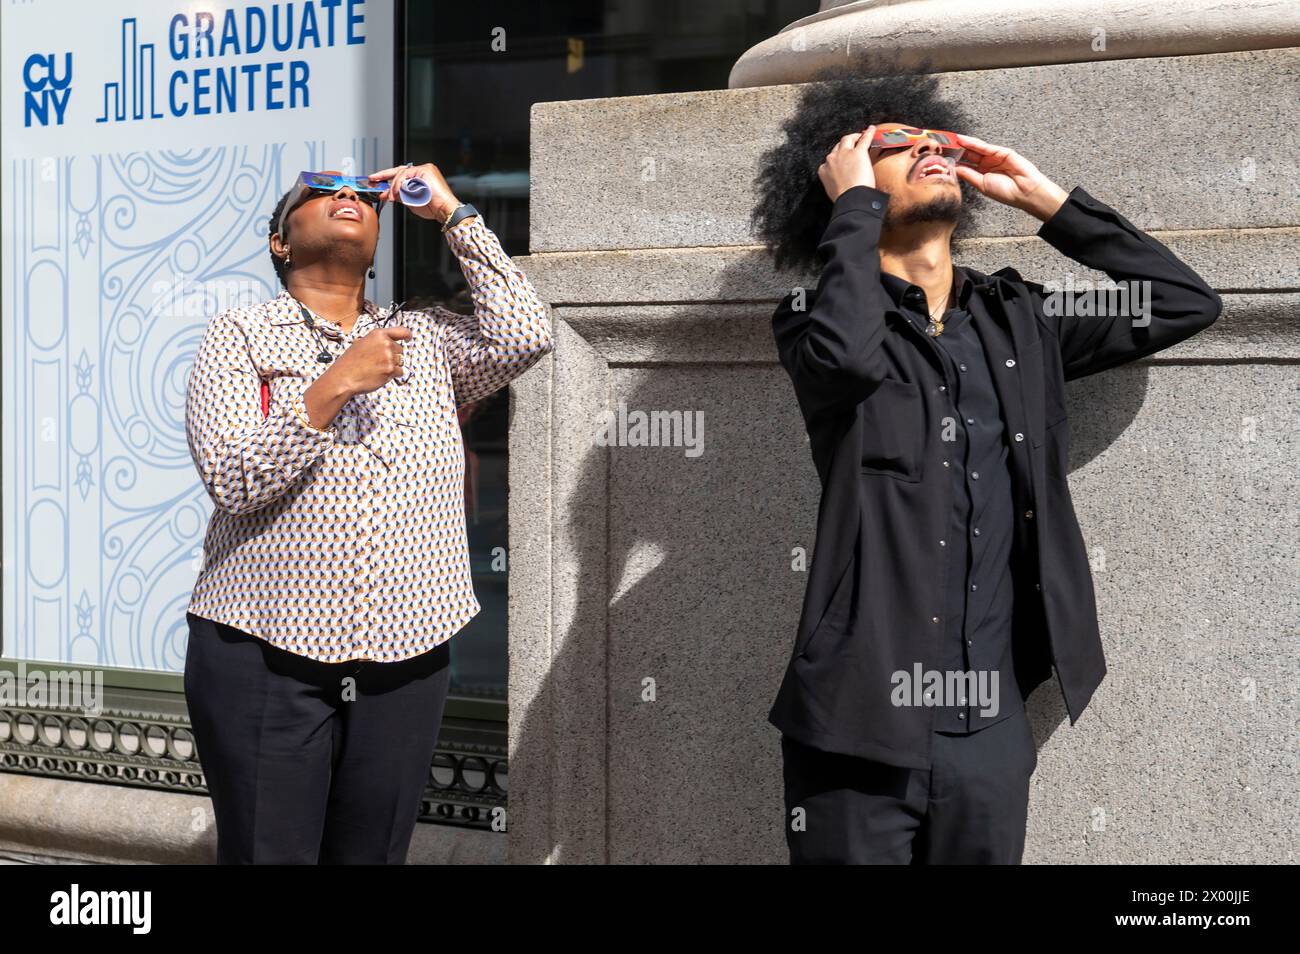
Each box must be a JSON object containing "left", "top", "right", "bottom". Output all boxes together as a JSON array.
[{"left": 441, "top": 202, "right": 479, "bottom": 232}]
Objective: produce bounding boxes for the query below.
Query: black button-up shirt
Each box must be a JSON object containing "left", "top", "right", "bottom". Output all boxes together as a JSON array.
[
  {"left": 882, "top": 268, "right": 1023, "bottom": 734},
  {"left": 770, "top": 184, "right": 1220, "bottom": 770}
]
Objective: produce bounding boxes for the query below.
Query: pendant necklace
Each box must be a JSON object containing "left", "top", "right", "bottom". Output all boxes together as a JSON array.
[
  {"left": 925, "top": 294, "right": 949, "bottom": 337},
  {"left": 296, "top": 301, "right": 362, "bottom": 363},
  {"left": 925, "top": 273, "right": 957, "bottom": 337}
]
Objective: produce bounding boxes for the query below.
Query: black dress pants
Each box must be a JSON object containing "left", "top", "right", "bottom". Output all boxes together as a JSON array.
[
  {"left": 781, "top": 707, "right": 1038, "bottom": 864},
  {"left": 183, "top": 611, "right": 452, "bottom": 864}
]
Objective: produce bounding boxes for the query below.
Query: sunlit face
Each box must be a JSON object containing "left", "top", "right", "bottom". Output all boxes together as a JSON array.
[
  {"left": 868, "top": 122, "right": 964, "bottom": 226},
  {"left": 272, "top": 169, "right": 381, "bottom": 272},
  {"left": 287, "top": 169, "right": 380, "bottom": 243}
]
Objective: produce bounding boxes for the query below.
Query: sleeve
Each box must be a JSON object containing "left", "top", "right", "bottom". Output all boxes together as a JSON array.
[
  {"left": 438, "top": 216, "right": 554, "bottom": 407},
  {"left": 185, "top": 308, "right": 337, "bottom": 516},
  {"left": 1030, "top": 185, "right": 1222, "bottom": 381},
  {"left": 771, "top": 184, "right": 898, "bottom": 423}
]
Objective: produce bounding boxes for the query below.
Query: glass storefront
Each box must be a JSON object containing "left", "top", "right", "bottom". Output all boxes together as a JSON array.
[
  {"left": 398, "top": 0, "right": 816, "bottom": 703},
  {"left": 0, "top": 2, "right": 816, "bottom": 831}
]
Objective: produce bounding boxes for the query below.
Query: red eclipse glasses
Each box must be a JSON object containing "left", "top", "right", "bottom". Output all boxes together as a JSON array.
[{"left": 869, "top": 127, "right": 977, "bottom": 166}]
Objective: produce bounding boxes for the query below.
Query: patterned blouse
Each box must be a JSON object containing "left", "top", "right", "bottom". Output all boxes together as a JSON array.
[{"left": 185, "top": 217, "right": 552, "bottom": 663}]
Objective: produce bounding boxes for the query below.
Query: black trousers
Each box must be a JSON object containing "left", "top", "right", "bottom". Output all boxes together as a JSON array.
[
  {"left": 781, "top": 707, "right": 1038, "bottom": 864},
  {"left": 183, "top": 612, "right": 452, "bottom": 864}
]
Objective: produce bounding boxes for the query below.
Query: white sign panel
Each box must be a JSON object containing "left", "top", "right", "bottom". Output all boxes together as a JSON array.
[{"left": 2, "top": 0, "right": 396, "bottom": 671}]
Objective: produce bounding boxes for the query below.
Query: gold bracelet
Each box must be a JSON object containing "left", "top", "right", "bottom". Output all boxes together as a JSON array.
[{"left": 291, "top": 396, "right": 335, "bottom": 436}]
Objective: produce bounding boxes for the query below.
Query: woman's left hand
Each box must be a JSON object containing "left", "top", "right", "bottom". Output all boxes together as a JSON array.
[{"left": 366, "top": 162, "right": 460, "bottom": 222}]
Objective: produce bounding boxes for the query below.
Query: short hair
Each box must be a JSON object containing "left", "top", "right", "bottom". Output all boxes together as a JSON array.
[
  {"left": 750, "top": 63, "right": 982, "bottom": 275},
  {"left": 268, "top": 187, "right": 293, "bottom": 287}
]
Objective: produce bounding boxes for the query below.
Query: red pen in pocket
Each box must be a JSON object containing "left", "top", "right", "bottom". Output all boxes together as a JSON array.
[{"left": 260, "top": 378, "right": 270, "bottom": 418}]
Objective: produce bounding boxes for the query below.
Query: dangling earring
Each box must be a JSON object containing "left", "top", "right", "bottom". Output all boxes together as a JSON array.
[
  {"left": 283, "top": 250, "right": 292, "bottom": 268},
  {"left": 367, "top": 264, "right": 376, "bottom": 280}
]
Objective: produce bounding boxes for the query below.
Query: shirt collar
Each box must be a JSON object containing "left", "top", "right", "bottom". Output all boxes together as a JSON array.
[
  {"left": 880, "top": 265, "right": 974, "bottom": 312},
  {"left": 274, "top": 289, "right": 382, "bottom": 338}
]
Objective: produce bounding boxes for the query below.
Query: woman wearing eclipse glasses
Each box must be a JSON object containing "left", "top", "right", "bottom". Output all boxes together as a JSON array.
[{"left": 182, "top": 163, "right": 552, "bottom": 864}]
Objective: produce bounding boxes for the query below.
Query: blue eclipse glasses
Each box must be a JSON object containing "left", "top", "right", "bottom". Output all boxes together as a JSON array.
[{"left": 277, "top": 171, "right": 386, "bottom": 240}]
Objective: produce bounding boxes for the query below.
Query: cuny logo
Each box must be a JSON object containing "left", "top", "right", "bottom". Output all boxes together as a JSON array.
[
  {"left": 23, "top": 51, "right": 72, "bottom": 126},
  {"left": 19, "top": 5, "right": 371, "bottom": 130}
]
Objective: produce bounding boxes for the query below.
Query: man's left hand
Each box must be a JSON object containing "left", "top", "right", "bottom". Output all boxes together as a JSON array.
[
  {"left": 955, "top": 135, "right": 1069, "bottom": 222},
  {"left": 366, "top": 162, "right": 461, "bottom": 222}
]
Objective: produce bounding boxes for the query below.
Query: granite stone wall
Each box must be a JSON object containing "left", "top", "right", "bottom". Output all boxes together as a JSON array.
[{"left": 507, "top": 48, "right": 1300, "bottom": 864}]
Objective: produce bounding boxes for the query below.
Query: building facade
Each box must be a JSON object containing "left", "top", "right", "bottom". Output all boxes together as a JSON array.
[{"left": 2, "top": 0, "right": 1296, "bottom": 864}]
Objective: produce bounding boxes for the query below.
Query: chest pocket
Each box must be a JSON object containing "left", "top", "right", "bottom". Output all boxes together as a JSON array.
[
  {"left": 1018, "top": 339, "right": 1067, "bottom": 447},
  {"left": 859, "top": 378, "right": 924, "bottom": 482},
  {"left": 374, "top": 320, "right": 452, "bottom": 426}
]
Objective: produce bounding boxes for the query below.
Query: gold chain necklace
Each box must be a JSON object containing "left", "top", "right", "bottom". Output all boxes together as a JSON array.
[
  {"left": 925, "top": 273, "right": 957, "bottom": 337},
  {"left": 319, "top": 307, "right": 363, "bottom": 329},
  {"left": 925, "top": 295, "right": 948, "bottom": 336}
]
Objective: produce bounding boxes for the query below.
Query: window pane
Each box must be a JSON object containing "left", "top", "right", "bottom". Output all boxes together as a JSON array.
[{"left": 401, "top": 0, "right": 818, "bottom": 701}]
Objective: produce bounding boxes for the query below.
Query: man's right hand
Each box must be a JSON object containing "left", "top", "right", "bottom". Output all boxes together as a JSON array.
[{"left": 818, "top": 125, "right": 877, "bottom": 202}]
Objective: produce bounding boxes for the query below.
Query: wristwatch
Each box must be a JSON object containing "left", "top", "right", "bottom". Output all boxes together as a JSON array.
[{"left": 441, "top": 202, "right": 479, "bottom": 233}]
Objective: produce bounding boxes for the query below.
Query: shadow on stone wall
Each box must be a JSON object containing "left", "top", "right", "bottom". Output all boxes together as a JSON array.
[{"left": 510, "top": 246, "right": 1152, "bottom": 862}]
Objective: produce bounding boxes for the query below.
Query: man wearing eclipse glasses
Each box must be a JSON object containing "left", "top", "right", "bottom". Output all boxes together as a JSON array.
[
  {"left": 752, "top": 70, "right": 1220, "bottom": 864},
  {"left": 182, "top": 163, "right": 552, "bottom": 864}
]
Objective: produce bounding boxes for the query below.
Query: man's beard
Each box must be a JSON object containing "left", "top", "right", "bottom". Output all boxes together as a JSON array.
[{"left": 885, "top": 192, "right": 963, "bottom": 228}]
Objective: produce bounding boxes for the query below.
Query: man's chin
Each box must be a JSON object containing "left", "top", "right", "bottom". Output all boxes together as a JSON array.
[{"left": 885, "top": 192, "right": 963, "bottom": 228}]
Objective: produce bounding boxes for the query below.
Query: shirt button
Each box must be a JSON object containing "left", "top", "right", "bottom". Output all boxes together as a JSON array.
[
  {"left": 970, "top": 583, "right": 978, "bottom": 591},
  {"left": 1014, "top": 432, "right": 1025, "bottom": 442},
  {"left": 971, "top": 471, "right": 980, "bottom": 480},
  {"left": 967, "top": 639, "right": 973, "bottom": 647},
  {"left": 932, "top": 616, "right": 941, "bottom": 624},
  {"left": 1006, "top": 358, "right": 1016, "bottom": 368},
  {"left": 939, "top": 539, "right": 947, "bottom": 547},
  {"left": 973, "top": 527, "right": 981, "bottom": 536},
  {"left": 938, "top": 385, "right": 947, "bottom": 392},
  {"left": 871, "top": 200, "right": 882, "bottom": 210},
  {"left": 1025, "top": 509, "right": 1035, "bottom": 519},
  {"left": 959, "top": 363, "right": 968, "bottom": 372},
  {"left": 966, "top": 417, "right": 975, "bottom": 425},
  {"left": 958, "top": 712, "right": 966, "bottom": 719},
  {"left": 943, "top": 460, "right": 950, "bottom": 468}
]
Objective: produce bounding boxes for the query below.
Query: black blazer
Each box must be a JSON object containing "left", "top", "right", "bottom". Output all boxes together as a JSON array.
[{"left": 769, "top": 184, "right": 1221, "bottom": 769}]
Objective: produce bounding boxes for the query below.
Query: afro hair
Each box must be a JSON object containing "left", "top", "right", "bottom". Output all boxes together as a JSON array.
[{"left": 750, "top": 63, "right": 982, "bottom": 275}]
